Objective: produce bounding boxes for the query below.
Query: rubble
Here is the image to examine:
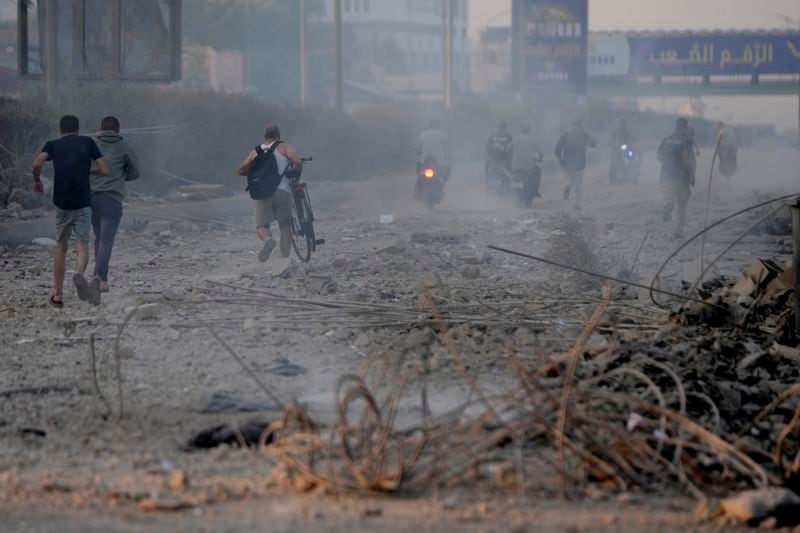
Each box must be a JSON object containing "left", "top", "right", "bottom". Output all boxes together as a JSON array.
[{"left": 719, "top": 488, "right": 800, "bottom": 526}]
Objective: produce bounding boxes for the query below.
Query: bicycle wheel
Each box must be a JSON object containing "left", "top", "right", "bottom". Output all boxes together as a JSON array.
[
  {"left": 291, "top": 193, "right": 312, "bottom": 263},
  {"left": 299, "top": 194, "right": 316, "bottom": 254}
]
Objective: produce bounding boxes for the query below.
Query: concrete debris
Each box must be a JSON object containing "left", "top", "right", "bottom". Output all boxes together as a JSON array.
[
  {"left": 354, "top": 332, "right": 370, "bottom": 348},
  {"left": 31, "top": 237, "right": 57, "bottom": 247},
  {"left": 719, "top": 488, "right": 800, "bottom": 526},
  {"left": 461, "top": 265, "right": 481, "bottom": 279},
  {"left": 186, "top": 419, "right": 273, "bottom": 449}
]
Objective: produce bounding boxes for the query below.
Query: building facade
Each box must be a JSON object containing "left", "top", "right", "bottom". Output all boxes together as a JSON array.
[{"left": 316, "top": 0, "right": 470, "bottom": 100}]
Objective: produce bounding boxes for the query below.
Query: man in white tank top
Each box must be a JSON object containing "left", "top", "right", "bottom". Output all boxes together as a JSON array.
[{"left": 236, "top": 124, "right": 304, "bottom": 261}]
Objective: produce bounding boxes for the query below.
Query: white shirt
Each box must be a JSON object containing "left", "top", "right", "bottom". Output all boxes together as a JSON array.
[
  {"left": 417, "top": 129, "right": 449, "bottom": 163},
  {"left": 262, "top": 142, "right": 291, "bottom": 193}
]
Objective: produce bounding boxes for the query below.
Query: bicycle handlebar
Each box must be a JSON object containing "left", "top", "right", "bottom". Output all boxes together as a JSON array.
[{"left": 301, "top": 157, "right": 313, "bottom": 162}]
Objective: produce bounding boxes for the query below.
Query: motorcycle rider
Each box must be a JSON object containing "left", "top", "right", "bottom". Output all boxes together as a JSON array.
[
  {"left": 608, "top": 118, "right": 633, "bottom": 184},
  {"left": 657, "top": 118, "right": 696, "bottom": 240},
  {"left": 509, "top": 124, "right": 543, "bottom": 208},
  {"left": 415, "top": 119, "right": 450, "bottom": 197},
  {"left": 554, "top": 119, "right": 597, "bottom": 210},
  {"left": 485, "top": 121, "right": 513, "bottom": 186}
]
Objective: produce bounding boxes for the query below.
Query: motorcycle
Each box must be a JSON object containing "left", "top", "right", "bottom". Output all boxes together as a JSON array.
[
  {"left": 511, "top": 155, "right": 543, "bottom": 208},
  {"left": 609, "top": 144, "right": 641, "bottom": 185},
  {"left": 718, "top": 144, "right": 738, "bottom": 178},
  {"left": 415, "top": 159, "right": 447, "bottom": 209},
  {"left": 485, "top": 159, "right": 513, "bottom": 193}
]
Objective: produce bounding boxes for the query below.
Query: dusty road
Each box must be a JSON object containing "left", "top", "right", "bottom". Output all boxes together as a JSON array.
[{"left": 0, "top": 145, "right": 798, "bottom": 531}]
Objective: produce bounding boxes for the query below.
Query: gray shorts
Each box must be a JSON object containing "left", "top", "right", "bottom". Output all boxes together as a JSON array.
[
  {"left": 255, "top": 190, "right": 293, "bottom": 228},
  {"left": 55, "top": 207, "right": 91, "bottom": 246}
]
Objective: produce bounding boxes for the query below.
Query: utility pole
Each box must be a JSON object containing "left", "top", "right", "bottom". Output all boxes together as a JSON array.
[
  {"left": 334, "top": 0, "right": 344, "bottom": 112},
  {"left": 44, "top": 0, "right": 58, "bottom": 104},
  {"left": 299, "top": 0, "right": 308, "bottom": 104},
  {"left": 442, "top": 0, "right": 453, "bottom": 110}
]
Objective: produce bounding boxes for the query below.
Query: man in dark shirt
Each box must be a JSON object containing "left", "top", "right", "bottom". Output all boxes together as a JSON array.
[
  {"left": 32, "top": 115, "right": 110, "bottom": 306},
  {"left": 484, "top": 121, "right": 513, "bottom": 185},
  {"left": 657, "top": 118, "right": 696, "bottom": 240},
  {"left": 555, "top": 119, "right": 597, "bottom": 210}
]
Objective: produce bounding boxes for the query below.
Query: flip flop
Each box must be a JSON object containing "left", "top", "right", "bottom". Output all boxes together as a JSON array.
[
  {"left": 258, "top": 238, "right": 277, "bottom": 263},
  {"left": 73, "top": 273, "right": 101, "bottom": 305},
  {"left": 49, "top": 294, "right": 63, "bottom": 308}
]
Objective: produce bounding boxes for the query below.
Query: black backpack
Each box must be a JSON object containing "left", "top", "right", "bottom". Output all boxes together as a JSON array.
[{"left": 246, "top": 141, "right": 284, "bottom": 200}]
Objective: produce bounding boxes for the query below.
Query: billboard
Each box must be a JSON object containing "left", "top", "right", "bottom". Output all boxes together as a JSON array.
[
  {"left": 589, "top": 32, "right": 800, "bottom": 78},
  {"left": 512, "top": 0, "right": 589, "bottom": 93}
]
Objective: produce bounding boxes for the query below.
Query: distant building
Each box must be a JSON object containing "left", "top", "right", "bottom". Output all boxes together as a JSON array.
[
  {"left": 181, "top": 46, "right": 246, "bottom": 94},
  {"left": 471, "top": 26, "right": 511, "bottom": 95},
  {"left": 315, "top": 0, "right": 470, "bottom": 102}
]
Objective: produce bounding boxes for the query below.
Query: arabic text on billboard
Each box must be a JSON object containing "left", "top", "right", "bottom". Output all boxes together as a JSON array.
[
  {"left": 514, "top": 0, "right": 588, "bottom": 92},
  {"left": 588, "top": 33, "right": 800, "bottom": 78}
]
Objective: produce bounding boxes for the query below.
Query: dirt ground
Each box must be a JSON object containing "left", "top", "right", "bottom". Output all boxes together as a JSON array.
[{"left": 1, "top": 145, "right": 799, "bottom": 531}]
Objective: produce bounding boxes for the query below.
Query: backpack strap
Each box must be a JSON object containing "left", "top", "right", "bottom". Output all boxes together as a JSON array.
[
  {"left": 254, "top": 140, "right": 283, "bottom": 156},
  {"left": 268, "top": 141, "right": 287, "bottom": 176}
]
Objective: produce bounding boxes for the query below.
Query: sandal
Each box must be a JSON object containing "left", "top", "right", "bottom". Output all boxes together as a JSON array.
[
  {"left": 73, "top": 273, "right": 101, "bottom": 305},
  {"left": 49, "top": 294, "right": 64, "bottom": 308}
]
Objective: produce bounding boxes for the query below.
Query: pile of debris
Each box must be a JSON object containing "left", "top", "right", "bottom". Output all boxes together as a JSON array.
[{"left": 191, "top": 261, "right": 799, "bottom": 527}]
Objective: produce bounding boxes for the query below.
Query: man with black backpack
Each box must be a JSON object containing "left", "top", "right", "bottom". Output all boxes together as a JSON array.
[
  {"left": 657, "top": 118, "right": 697, "bottom": 240},
  {"left": 236, "top": 124, "right": 304, "bottom": 262}
]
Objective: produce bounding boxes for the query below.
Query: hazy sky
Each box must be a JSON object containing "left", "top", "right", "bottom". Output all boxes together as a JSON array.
[{"left": 470, "top": 0, "right": 800, "bottom": 32}]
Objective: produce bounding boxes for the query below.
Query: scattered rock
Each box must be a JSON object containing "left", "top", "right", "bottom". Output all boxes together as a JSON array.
[
  {"left": 7, "top": 202, "right": 24, "bottom": 214},
  {"left": 720, "top": 488, "right": 800, "bottom": 526},
  {"left": 354, "top": 333, "right": 370, "bottom": 348},
  {"left": 19, "top": 210, "right": 35, "bottom": 220},
  {"left": 163, "top": 328, "right": 181, "bottom": 341},
  {"left": 7, "top": 188, "right": 32, "bottom": 208},
  {"left": 404, "top": 327, "right": 436, "bottom": 351},
  {"left": 147, "top": 221, "right": 173, "bottom": 235},
  {"left": 461, "top": 266, "right": 481, "bottom": 279},
  {"left": 139, "top": 497, "right": 195, "bottom": 512},
  {"left": 378, "top": 241, "right": 406, "bottom": 254},
  {"left": 332, "top": 257, "right": 348, "bottom": 268},
  {"left": 31, "top": 237, "right": 58, "bottom": 247},
  {"left": 169, "top": 470, "right": 188, "bottom": 492},
  {"left": 242, "top": 318, "right": 255, "bottom": 331}
]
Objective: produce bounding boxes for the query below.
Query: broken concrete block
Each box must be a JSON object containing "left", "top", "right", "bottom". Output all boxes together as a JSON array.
[
  {"left": 354, "top": 333, "right": 370, "bottom": 347},
  {"left": 461, "top": 266, "right": 481, "bottom": 279},
  {"left": 31, "top": 237, "right": 58, "bottom": 247}
]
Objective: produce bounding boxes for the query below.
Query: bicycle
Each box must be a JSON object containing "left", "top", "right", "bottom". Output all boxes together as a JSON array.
[{"left": 288, "top": 157, "right": 323, "bottom": 263}]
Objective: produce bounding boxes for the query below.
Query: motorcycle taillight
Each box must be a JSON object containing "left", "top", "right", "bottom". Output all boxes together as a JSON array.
[{"left": 423, "top": 168, "right": 436, "bottom": 179}]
